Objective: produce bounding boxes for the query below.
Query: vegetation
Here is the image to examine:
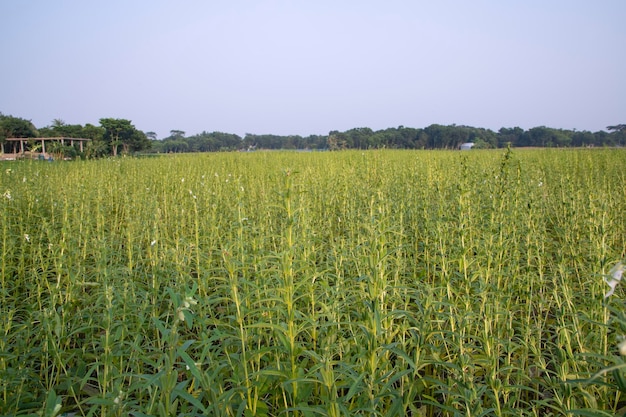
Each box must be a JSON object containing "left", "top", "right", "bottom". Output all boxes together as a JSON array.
[
  {"left": 1, "top": 148, "right": 624, "bottom": 416},
  {"left": 0, "top": 114, "right": 38, "bottom": 141},
  {"left": 154, "top": 124, "right": 624, "bottom": 152},
  {"left": 1, "top": 115, "right": 149, "bottom": 158},
  {"left": 2, "top": 113, "right": 625, "bottom": 158}
]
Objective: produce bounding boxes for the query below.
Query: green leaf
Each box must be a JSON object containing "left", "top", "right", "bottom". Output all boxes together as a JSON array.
[
  {"left": 42, "top": 389, "right": 62, "bottom": 417},
  {"left": 567, "top": 410, "right": 615, "bottom": 417}
]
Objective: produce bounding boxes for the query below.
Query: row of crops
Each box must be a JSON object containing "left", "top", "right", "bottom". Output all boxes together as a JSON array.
[{"left": 1, "top": 148, "right": 625, "bottom": 416}]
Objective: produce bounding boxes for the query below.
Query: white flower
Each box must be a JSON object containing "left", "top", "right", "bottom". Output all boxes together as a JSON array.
[
  {"left": 113, "top": 390, "right": 124, "bottom": 405},
  {"left": 186, "top": 362, "right": 202, "bottom": 371},
  {"left": 183, "top": 296, "right": 197, "bottom": 309},
  {"left": 24, "top": 234, "right": 30, "bottom": 242},
  {"left": 181, "top": 177, "right": 185, "bottom": 183},
  {"left": 604, "top": 261, "right": 625, "bottom": 299},
  {"left": 177, "top": 296, "right": 197, "bottom": 322},
  {"left": 2, "top": 190, "right": 11, "bottom": 200},
  {"left": 151, "top": 240, "right": 157, "bottom": 247},
  {"left": 619, "top": 338, "right": 626, "bottom": 356}
]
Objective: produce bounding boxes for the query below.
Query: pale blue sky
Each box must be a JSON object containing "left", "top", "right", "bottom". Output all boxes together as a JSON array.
[{"left": 1, "top": 1, "right": 624, "bottom": 138}]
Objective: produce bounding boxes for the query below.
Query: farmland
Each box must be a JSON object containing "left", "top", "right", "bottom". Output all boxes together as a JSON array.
[{"left": 1, "top": 148, "right": 625, "bottom": 416}]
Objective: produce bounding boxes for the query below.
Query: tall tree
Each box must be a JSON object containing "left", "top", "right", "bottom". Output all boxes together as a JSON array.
[
  {"left": 607, "top": 124, "right": 626, "bottom": 146},
  {"left": 0, "top": 113, "right": 38, "bottom": 140},
  {"left": 99, "top": 118, "right": 150, "bottom": 156},
  {"left": 81, "top": 124, "right": 105, "bottom": 140},
  {"left": 39, "top": 120, "right": 84, "bottom": 138},
  {"left": 607, "top": 124, "right": 626, "bottom": 132},
  {"left": 498, "top": 127, "right": 525, "bottom": 147},
  {"left": 169, "top": 130, "right": 185, "bottom": 139},
  {"left": 0, "top": 114, "right": 38, "bottom": 153},
  {"left": 52, "top": 118, "right": 66, "bottom": 128}
]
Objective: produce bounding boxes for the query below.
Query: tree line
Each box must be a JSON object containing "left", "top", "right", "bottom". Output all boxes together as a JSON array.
[
  {"left": 151, "top": 124, "right": 625, "bottom": 152},
  {"left": 0, "top": 114, "right": 150, "bottom": 158},
  {"left": 1, "top": 112, "right": 624, "bottom": 158}
]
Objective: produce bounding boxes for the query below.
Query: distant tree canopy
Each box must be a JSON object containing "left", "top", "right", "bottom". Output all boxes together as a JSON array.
[
  {"left": 2, "top": 111, "right": 624, "bottom": 156},
  {"left": 0, "top": 113, "right": 38, "bottom": 142},
  {"left": 149, "top": 123, "right": 623, "bottom": 153},
  {"left": 99, "top": 118, "right": 150, "bottom": 156},
  {"left": 0, "top": 115, "right": 151, "bottom": 158},
  {"left": 152, "top": 131, "right": 243, "bottom": 153},
  {"left": 607, "top": 124, "right": 626, "bottom": 146},
  {"left": 242, "top": 133, "right": 327, "bottom": 150},
  {"left": 322, "top": 124, "right": 621, "bottom": 151},
  {"left": 38, "top": 119, "right": 105, "bottom": 141}
]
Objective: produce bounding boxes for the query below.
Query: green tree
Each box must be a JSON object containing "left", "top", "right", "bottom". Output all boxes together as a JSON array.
[
  {"left": 81, "top": 124, "right": 105, "bottom": 140},
  {"left": 162, "top": 140, "right": 189, "bottom": 153},
  {"left": 327, "top": 131, "right": 347, "bottom": 150},
  {"left": 84, "top": 140, "right": 108, "bottom": 159},
  {"left": 48, "top": 141, "right": 77, "bottom": 160},
  {"left": 497, "top": 127, "right": 525, "bottom": 147},
  {"left": 607, "top": 124, "right": 626, "bottom": 146},
  {"left": 169, "top": 130, "right": 185, "bottom": 140},
  {"left": 570, "top": 130, "right": 595, "bottom": 147},
  {"left": 0, "top": 114, "right": 38, "bottom": 153},
  {"left": 99, "top": 118, "right": 150, "bottom": 156},
  {"left": 126, "top": 130, "right": 151, "bottom": 154},
  {"left": 0, "top": 113, "right": 38, "bottom": 140},
  {"left": 39, "top": 119, "right": 86, "bottom": 138}
]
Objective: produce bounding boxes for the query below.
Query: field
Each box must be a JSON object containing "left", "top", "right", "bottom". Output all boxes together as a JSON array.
[{"left": 1, "top": 148, "right": 625, "bottom": 416}]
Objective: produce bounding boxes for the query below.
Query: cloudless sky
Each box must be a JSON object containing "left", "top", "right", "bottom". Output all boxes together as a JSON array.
[{"left": 1, "top": 1, "right": 624, "bottom": 138}]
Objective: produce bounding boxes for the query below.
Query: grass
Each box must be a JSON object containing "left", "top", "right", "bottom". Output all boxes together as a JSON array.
[{"left": 0, "top": 148, "right": 625, "bottom": 416}]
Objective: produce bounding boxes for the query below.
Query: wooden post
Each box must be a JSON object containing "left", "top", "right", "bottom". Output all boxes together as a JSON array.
[{"left": 41, "top": 140, "right": 46, "bottom": 155}]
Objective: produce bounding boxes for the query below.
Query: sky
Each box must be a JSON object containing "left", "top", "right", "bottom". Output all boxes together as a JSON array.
[{"left": 1, "top": 1, "right": 624, "bottom": 139}]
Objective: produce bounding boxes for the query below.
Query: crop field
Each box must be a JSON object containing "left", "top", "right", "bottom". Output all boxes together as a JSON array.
[{"left": 1, "top": 148, "right": 625, "bottom": 416}]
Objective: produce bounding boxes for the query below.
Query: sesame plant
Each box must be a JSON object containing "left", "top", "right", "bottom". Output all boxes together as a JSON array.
[{"left": 0, "top": 148, "right": 624, "bottom": 416}]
